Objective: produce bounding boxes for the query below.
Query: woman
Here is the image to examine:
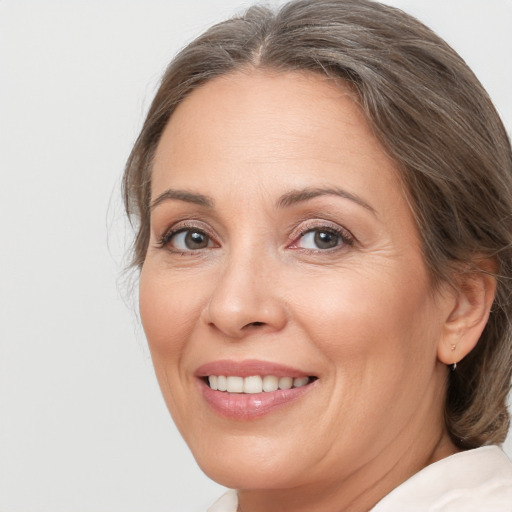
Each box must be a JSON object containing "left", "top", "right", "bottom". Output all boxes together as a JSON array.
[{"left": 123, "top": 0, "right": 512, "bottom": 510}]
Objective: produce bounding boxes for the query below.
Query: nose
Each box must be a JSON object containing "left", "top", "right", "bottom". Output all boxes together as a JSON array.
[{"left": 200, "top": 252, "right": 288, "bottom": 339}]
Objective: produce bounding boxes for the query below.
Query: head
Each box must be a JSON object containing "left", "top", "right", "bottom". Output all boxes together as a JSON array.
[{"left": 124, "top": 0, "right": 512, "bottom": 489}]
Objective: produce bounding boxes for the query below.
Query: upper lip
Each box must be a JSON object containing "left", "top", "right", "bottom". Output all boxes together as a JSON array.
[{"left": 195, "top": 359, "right": 314, "bottom": 378}]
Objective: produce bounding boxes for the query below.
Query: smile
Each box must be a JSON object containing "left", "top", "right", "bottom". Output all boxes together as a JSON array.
[
  {"left": 207, "top": 375, "right": 314, "bottom": 393},
  {"left": 196, "top": 360, "right": 318, "bottom": 419}
]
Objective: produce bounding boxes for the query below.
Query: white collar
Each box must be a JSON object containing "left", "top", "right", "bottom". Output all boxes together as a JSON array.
[{"left": 373, "top": 446, "right": 512, "bottom": 511}]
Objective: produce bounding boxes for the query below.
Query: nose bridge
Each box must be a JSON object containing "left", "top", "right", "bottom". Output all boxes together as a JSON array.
[{"left": 202, "top": 235, "right": 286, "bottom": 337}]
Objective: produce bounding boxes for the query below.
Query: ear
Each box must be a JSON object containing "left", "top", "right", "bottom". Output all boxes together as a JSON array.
[{"left": 437, "top": 265, "right": 497, "bottom": 367}]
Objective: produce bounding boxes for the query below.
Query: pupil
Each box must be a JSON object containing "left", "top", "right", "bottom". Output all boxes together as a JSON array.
[
  {"left": 185, "top": 231, "right": 208, "bottom": 249},
  {"left": 314, "top": 231, "right": 338, "bottom": 249}
]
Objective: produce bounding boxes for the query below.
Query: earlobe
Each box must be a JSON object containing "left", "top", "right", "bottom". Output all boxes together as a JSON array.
[{"left": 437, "top": 268, "right": 497, "bottom": 367}]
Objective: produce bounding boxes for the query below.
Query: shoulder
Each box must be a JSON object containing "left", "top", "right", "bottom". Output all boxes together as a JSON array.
[{"left": 373, "top": 446, "right": 512, "bottom": 511}]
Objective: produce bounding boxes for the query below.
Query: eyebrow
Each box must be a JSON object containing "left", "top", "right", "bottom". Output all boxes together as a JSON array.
[
  {"left": 277, "top": 187, "right": 376, "bottom": 214},
  {"left": 150, "top": 186, "right": 375, "bottom": 214},
  {"left": 150, "top": 189, "right": 214, "bottom": 210}
]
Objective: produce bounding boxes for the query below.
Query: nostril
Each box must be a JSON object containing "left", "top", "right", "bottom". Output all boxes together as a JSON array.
[{"left": 245, "top": 321, "right": 264, "bottom": 328}]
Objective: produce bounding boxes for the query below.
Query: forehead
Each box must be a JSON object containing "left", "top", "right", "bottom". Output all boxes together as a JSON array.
[{"left": 151, "top": 69, "right": 401, "bottom": 204}]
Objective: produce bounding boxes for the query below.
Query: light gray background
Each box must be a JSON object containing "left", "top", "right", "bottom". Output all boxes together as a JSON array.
[{"left": 1, "top": 1, "right": 511, "bottom": 511}]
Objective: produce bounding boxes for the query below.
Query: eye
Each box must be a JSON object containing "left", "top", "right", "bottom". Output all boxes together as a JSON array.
[
  {"left": 159, "top": 228, "right": 215, "bottom": 251},
  {"left": 289, "top": 223, "right": 354, "bottom": 252},
  {"left": 298, "top": 229, "right": 341, "bottom": 250}
]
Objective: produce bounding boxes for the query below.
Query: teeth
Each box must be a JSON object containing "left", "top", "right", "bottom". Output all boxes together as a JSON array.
[
  {"left": 278, "top": 376, "right": 293, "bottom": 390},
  {"left": 262, "top": 375, "right": 279, "bottom": 392},
  {"left": 217, "top": 375, "right": 227, "bottom": 391},
  {"left": 226, "top": 376, "right": 244, "bottom": 393},
  {"left": 243, "top": 375, "right": 263, "bottom": 394},
  {"left": 293, "top": 377, "right": 309, "bottom": 387},
  {"left": 208, "top": 375, "right": 218, "bottom": 390},
  {"left": 207, "top": 375, "right": 313, "bottom": 393}
]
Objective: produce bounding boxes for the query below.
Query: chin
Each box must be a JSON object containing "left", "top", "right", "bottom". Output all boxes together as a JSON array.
[
  {"left": 190, "top": 435, "right": 310, "bottom": 490},
  {"left": 199, "top": 460, "right": 298, "bottom": 491}
]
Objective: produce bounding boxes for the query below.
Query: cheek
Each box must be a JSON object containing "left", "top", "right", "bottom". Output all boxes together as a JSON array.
[
  {"left": 138, "top": 263, "right": 211, "bottom": 434},
  {"left": 288, "top": 267, "right": 442, "bottom": 447},
  {"left": 138, "top": 264, "right": 205, "bottom": 359},
  {"left": 291, "top": 264, "right": 439, "bottom": 367}
]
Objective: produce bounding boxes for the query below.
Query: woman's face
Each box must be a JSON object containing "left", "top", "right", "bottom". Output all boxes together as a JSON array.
[{"left": 140, "top": 71, "right": 453, "bottom": 491}]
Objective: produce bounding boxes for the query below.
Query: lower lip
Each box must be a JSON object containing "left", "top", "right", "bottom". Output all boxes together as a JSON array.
[{"left": 200, "top": 380, "right": 316, "bottom": 420}]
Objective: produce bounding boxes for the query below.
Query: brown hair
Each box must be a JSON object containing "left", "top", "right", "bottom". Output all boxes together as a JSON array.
[{"left": 123, "top": 0, "right": 512, "bottom": 448}]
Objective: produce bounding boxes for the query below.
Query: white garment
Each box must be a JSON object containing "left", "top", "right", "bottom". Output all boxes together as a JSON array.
[{"left": 207, "top": 446, "right": 512, "bottom": 511}]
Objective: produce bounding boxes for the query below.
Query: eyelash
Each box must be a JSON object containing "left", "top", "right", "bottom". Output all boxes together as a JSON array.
[{"left": 155, "top": 220, "right": 354, "bottom": 253}]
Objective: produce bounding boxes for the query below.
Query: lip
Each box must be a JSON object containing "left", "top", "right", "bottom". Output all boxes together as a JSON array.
[
  {"left": 195, "top": 359, "right": 317, "bottom": 420},
  {"left": 195, "top": 359, "right": 312, "bottom": 378}
]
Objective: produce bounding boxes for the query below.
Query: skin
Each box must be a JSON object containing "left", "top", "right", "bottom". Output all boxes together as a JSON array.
[{"left": 139, "top": 70, "right": 488, "bottom": 511}]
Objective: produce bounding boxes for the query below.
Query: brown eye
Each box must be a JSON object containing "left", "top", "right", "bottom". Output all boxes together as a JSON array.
[
  {"left": 169, "top": 229, "right": 212, "bottom": 250},
  {"left": 313, "top": 231, "right": 339, "bottom": 249}
]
